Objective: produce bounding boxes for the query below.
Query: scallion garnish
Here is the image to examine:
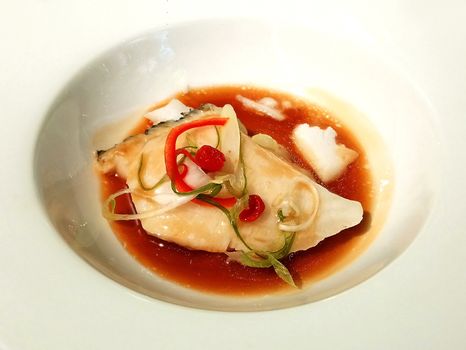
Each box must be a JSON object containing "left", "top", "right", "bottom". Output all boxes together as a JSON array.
[
  {"left": 196, "top": 194, "right": 252, "bottom": 250},
  {"left": 269, "top": 232, "right": 295, "bottom": 260},
  {"left": 197, "top": 193, "right": 297, "bottom": 287},
  {"left": 225, "top": 139, "right": 247, "bottom": 198},
  {"left": 171, "top": 182, "right": 223, "bottom": 197},
  {"left": 214, "top": 126, "right": 220, "bottom": 149},
  {"left": 265, "top": 253, "right": 297, "bottom": 288},
  {"left": 238, "top": 251, "right": 296, "bottom": 287},
  {"left": 137, "top": 153, "right": 169, "bottom": 191},
  {"left": 277, "top": 209, "right": 285, "bottom": 222}
]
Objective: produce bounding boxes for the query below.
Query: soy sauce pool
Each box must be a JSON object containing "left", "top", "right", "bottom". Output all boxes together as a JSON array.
[{"left": 100, "top": 86, "right": 373, "bottom": 295}]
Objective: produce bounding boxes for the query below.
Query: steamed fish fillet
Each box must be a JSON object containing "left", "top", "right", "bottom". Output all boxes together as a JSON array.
[{"left": 96, "top": 114, "right": 363, "bottom": 254}]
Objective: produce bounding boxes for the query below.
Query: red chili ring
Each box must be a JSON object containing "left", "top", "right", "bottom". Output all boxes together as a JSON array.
[
  {"left": 176, "top": 148, "right": 196, "bottom": 162},
  {"left": 164, "top": 117, "right": 237, "bottom": 208},
  {"left": 239, "top": 194, "right": 265, "bottom": 222}
]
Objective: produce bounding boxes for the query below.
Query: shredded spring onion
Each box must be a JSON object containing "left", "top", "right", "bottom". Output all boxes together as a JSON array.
[
  {"left": 214, "top": 126, "right": 220, "bottom": 148},
  {"left": 199, "top": 192, "right": 297, "bottom": 287},
  {"left": 102, "top": 188, "right": 194, "bottom": 221},
  {"left": 196, "top": 194, "right": 252, "bottom": 251},
  {"left": 137, "top": 153, "right": 168, "bottom": 191},
  {"left": 227, "top": 233, "right": 297, "bottom": 287},
  {"left": 171, "top": 182, "right": 222, "bottom": 197},
  {"left": 266, "top": 254, "right": 296, "bottom": 287},
  {"left": 225, "top": 148, "right": 247, "bottom": 197},
  {"left": 277, "top": 181, "right": 320, "bottom": 232},
  {"left": 269, "top": 232, "right": 295, "bottom": 260}
]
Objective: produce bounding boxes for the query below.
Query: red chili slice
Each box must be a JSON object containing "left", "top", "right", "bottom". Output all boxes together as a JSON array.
[
  {"left": 176, "top": 148, "right": 196, "bottom": 163},
  {"left": 165, "top": 118, "right": 228, "bottom": 186},
  {"left": 239, "top": 194, "right": 265, "bottom": 222},
  {"left": 164, "top": 117, "right": 236, "bottom": 208},
  {"left": 194, "top": 145, "right": 226, "bottom": 172}
]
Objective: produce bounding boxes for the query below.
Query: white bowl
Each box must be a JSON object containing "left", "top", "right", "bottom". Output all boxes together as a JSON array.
[{"left": 34, "top": 19, "right": 439, "bottom": 311}]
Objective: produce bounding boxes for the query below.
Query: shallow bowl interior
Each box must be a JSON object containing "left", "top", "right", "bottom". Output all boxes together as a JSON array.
[{"left": 34, "top": 19, "right": 439, "bottom": 311}]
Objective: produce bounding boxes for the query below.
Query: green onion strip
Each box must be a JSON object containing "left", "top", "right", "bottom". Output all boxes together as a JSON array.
[
  {"left": 214, "top": 126, "right": 220, "bottom": 149},
  {"left": 197, "top": 193, "right": 297, "bottom": 287},
  {"left": 225, "top": 138, "right": 247, "bottom": 198},
  {"left": 171, "top": 182, "right": 223, "bottom": 197},
  {"left": 137, "top": 153, "right": 168, "bottom": 191},
  {"left": 138, "top": 152, "right": 195, "bottom": 191},
  {"left": 196, "top": 194, "right": 253, "bottom": 251}
]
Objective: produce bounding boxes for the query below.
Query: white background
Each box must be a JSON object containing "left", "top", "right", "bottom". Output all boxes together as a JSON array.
[{"left": 1, "top": 0, "right": 465, "bottom": 349}]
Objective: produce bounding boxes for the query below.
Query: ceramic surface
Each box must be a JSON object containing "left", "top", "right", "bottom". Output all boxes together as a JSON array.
[
  {"left": 2, "top": 1, "right": 465, "bottom": 349},
  {"left": 34, "top": 19, "right": 438, "bottom": 311}
]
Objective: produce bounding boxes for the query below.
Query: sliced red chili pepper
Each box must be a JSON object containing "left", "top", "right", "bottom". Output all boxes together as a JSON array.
[
  {"left": 194, "top": 145, "right": 226, "bottom": 172},
  {"left": 176, "top": 148, "right": 196, "bottom": 163},
  {"left": 239, "top": 194, "right": 265, "bottom": 222},
  {"left": 164, "top": 118, "right": 237, "bottom": 208}
]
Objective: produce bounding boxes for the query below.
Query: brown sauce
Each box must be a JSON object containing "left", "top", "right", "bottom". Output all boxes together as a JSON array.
[{"left": 100, "top": 86, "right": 373, "bottom": 295}]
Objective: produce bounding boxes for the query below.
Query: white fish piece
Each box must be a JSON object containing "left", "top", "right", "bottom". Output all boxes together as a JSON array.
[
  {"left": 236, "top": 95, "right": 285, "bottom": 121},
  {"left": 257, "top": 97, "right": 278, "bottom": 108},
  {"left": 293, "top": 124, "right": 359, "bottom": 183},
  {"left": 145, "top": 99, "right": 190, "bottom": 125},
  {"left": 97, "top": 106, "right": 363, "bottom": 254}
]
